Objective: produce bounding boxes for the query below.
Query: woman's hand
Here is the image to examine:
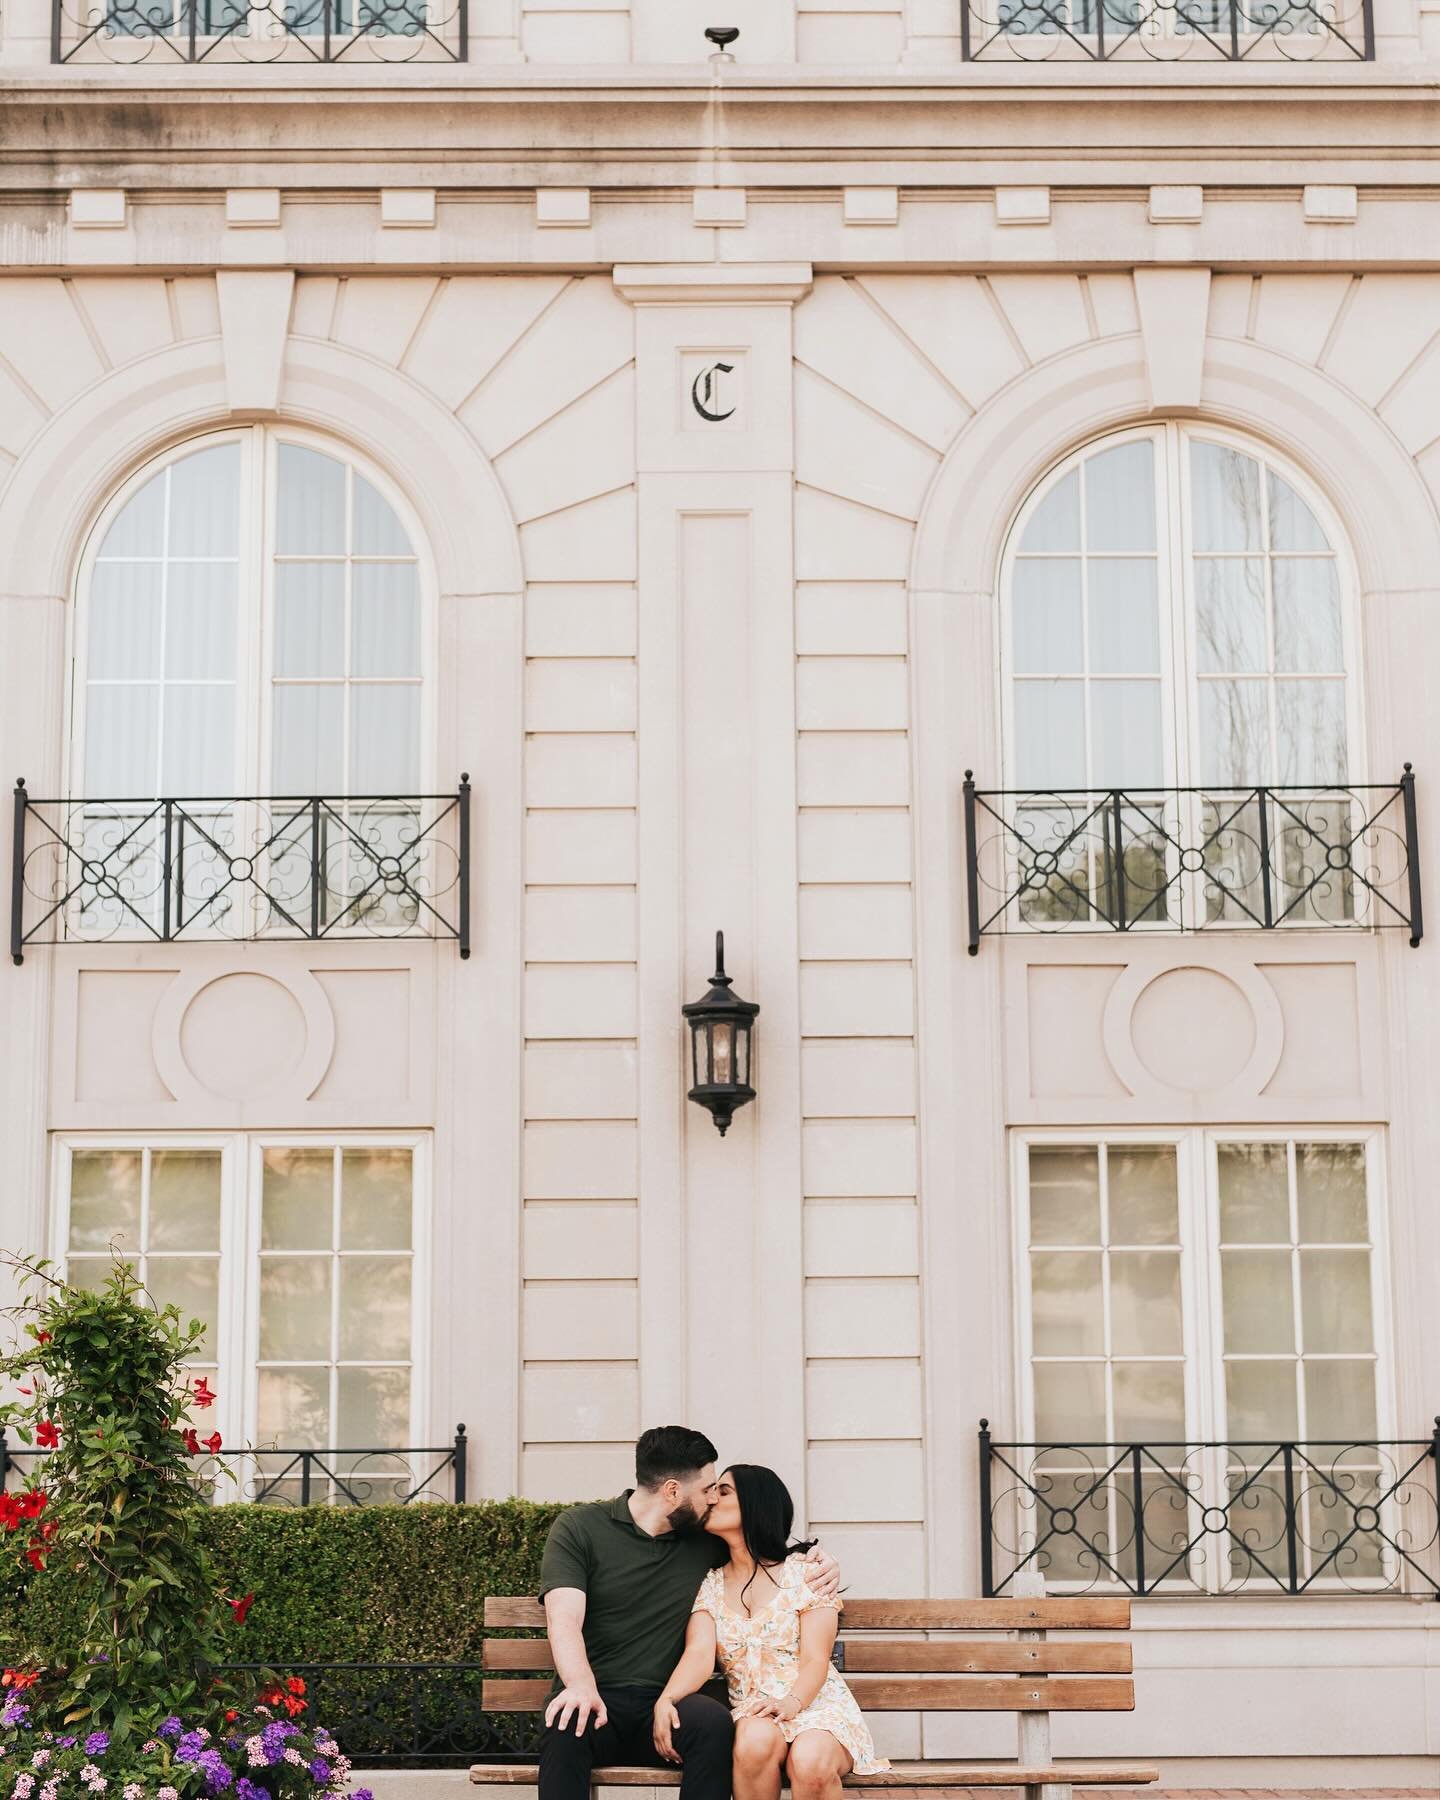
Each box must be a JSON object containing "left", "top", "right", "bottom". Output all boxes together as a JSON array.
[
  {"left": 740, "top": 1693, "right": 802, "bottom": 1723},
  {"left": 652, "top": 1698, "right": 683, "bottom": 1764}
]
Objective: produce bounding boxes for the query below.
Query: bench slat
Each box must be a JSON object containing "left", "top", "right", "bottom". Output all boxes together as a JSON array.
[
  {"left": 486, "top": 1598, "right": 547, "bottom": 1628},
  {"left": 483, "top": 1677, "right": 1134, "bottom": 1714},
  {"left": 468, "top": 1765, "right": 1159, "bottom": 1788},
  {"left": 485, "top": 1597, "right": 1132, "bottom": 1632},
  {"left": 481, "top": 1641, "right": 1132, "bottom": 1676},
  {"left": 841, "top": 1643, "right": 1131, "bottom": 1675},
  {"left": 840, "top": 1600, "right": 1131, "bottom": 1631}
]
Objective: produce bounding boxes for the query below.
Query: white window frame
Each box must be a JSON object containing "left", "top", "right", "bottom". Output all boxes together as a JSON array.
[
  {"left": 49, "top": 1130, "right": 432, "bottom": 1503},
  {"left": 997, "top": 423, "right": 1368, "bottom": 934},
  {"left": 1010, "top": 1125, "right": 1399, "bottom": 1592},
  {"left": 67, "top": 423, "right": 437, "bottom": 804}
]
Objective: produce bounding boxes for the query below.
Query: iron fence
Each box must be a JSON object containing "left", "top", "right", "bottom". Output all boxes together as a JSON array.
[
  {"left": 51, "top": 0, "right": 467, "bottom": 62},
  {"left": 222, "top": 1664, "right": 532, "bottom": 1767},
  {"left": 963, "top": 771, "right": 1421, "bottom": 952},
  {"left": 979, "top": 1419, "right": 1440, "bottom": 1598},
  {"left": 11, "top": 781, "right": 470, "bottom": 963},
  {"left": 1, "top": 1424, "right": 468, "bottom": 1507},
  {"left": 959, "top": 0, "right": 1372, "bottom": 59}
]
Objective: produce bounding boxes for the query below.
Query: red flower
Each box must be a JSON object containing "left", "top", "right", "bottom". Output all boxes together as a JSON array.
[
  {"left": 224, "top": 1710, "right": 238, "bottom": 1723},
  {"left": 2, "top": 1669, "right": 39, "bottom": 1691},
  {"left": 202, "top": 1432, "right": 222, "bottom": 1455},
  {"left": 35, "top": 1420, "right": 59, "bottom": 1450},
  {"left": 16, "top": 1387, "right": 31, "bottom": 1398},
  {"left": 18, "top": 1490, "right": 47, "bottom": 1520},
  {"left": 191, "top": 1378, "right": 216, "bottom": 1409},
  {"left": 228, "top": 1593, "right": 254, "bottom": 1625},
  {"left": 181, "top": 1429, "right": 200, "bottom": 1456},
  {"left": 35, "top": 1332, "right": 50, "bottom": 1346},
  {"left": 282, "top": 1696, "right": 307, "bottom": 1718},
  {"left": 24, "top": 1544, "right": 46, "bottom": 1572},
  {"left": 286, "top": 1677, "right": 306, "bottom": 1696},
  {"left": 0, "top": 1495, "right": 20, "bottom": 1534}
]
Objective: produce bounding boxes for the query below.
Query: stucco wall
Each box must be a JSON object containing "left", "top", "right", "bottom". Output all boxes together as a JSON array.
[{"left": 2, "top": 258, "right": 1439, "bottom": 1780}]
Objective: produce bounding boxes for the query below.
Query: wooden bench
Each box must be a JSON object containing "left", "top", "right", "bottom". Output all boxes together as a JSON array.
[{"left": 468, "top": 1595, "right": 1158, "bottom": 1800}]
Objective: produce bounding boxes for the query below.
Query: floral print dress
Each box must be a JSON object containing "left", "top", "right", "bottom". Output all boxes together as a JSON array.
[{"left": 692, "top": 1553, "right": 888, "bottom": 1774}]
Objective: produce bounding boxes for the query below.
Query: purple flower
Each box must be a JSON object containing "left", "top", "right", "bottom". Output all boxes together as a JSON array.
[
  {"left": 308, "top": 1758, "right": 331, "bottom": 1785},
  {"left": 175, "top": 1733, "right": 207, "bottom": 1765},
  {"left": 158, "top": 1719, "right": 183, "bottom": 1741},
  {"left": 353, "top": 1788, "right": 375, "bottom": 1799},
  {"left": 235, "top": 1783, "right": 267, "bottom": 1800},
  {"left": 197, "top": 1751, "right": 232, "bottom": 1793},
  {"left": 1, "top": 1703, "right": 29, "bottom": 1728},
  {"left": 56, "top": 1742, "right": 75, "bottom": 1753},
  {"left": 83, "top": 1736, "right": 108, "bottom": 1758}
]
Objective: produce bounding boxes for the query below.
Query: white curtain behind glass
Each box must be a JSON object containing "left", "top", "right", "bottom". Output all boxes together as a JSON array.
[
  {"left": 1189, "top": 442, "right": 1346, "bottom": 788},
  {"left": 1010, "top": 438, "right": 1165, "bottom": 791},
  {"left": 1007, "top": 430, "right": 1348, "bottom": 794},
  {"left": 82, "top": 433, "right": 423, "bottom": 802},
  {"left": 85, "top": 443, "right": 241, "bottom": 798},
  {"left": 271, "top": 444, "right": 421, "bottom": 796}
]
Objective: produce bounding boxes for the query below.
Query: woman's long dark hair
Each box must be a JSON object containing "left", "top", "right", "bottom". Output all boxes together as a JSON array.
[{"left": 723, "top": 1464, "right": 817, "bottom": 1614}]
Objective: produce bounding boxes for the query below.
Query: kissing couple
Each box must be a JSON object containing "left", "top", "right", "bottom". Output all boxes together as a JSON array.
[{"left": 538, "top": 1425, "right": 887, "bottom": 1800}]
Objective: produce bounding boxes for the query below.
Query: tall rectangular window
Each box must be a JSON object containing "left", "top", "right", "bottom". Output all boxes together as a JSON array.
[
  {"left": 1014, "top": 1129, "right": 1392, "bottom": 1590},
  {"left": 256, "top": 1145, "right": 416, "bottom": 1504},
  {"left": 53, "top": 1134, "right": 426, "bottom": 1505}
]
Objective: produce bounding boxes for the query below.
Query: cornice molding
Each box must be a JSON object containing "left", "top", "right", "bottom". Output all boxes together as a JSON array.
[{"left": 613, "top": 262, "right": 813, "bottom": 304}]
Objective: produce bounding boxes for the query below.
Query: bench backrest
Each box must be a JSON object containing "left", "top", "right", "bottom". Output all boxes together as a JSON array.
[{"left": 480, "top": 1596, "right": 1134, "bottom": 1716}]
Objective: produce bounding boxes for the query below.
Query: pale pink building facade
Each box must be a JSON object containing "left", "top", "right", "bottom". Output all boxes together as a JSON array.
[{"left": 0, "top": 4, "right": 1438, "bottom": 1788}]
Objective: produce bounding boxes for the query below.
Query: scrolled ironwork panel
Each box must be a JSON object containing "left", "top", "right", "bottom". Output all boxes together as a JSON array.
[
  {"left": 11, "top": 785, "right": 470, "bottom": 960},
  {"left": 980, "top": 1429, "right": 1440, "bottom": 1598},
  {"left": 960, "top": 0, "right": 1372, "bottom": 59},
  {"left": 52, "top": 0, "right": 467, "bottom": 62},
  {"left": 963, "top": 779, "right": 1420, "bottom": 947}
]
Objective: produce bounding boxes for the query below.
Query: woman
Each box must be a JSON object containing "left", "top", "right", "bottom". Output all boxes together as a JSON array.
[{"left": 652, "top": 1464, "right": 887, "bottom": 1800}]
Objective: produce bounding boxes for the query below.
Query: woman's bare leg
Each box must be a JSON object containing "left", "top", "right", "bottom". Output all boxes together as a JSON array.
[
  {"left": 732, "top": 1718, "right": 787, "bottom": 1800},
  {"left": 784, "top": 1729, "right": 854, "bottom": 1800}
]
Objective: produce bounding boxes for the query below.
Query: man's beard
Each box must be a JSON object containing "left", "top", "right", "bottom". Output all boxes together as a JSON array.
[{"left": 666, "top": 1499, "right": 711, "bottom": 1536}]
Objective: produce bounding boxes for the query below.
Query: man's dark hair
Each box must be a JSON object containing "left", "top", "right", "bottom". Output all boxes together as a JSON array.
[{"left": 634, "top": 1425, "right": 718, "bottom": 1490}]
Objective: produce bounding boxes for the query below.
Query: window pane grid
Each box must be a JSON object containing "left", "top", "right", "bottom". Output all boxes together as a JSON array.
[
  {"left": 256, "top": 1144, "right": 414, "bottom": 1505},
  {"left": 1004, "top": 429, "right": 1356, "bottom": 938},
  {"left": 64, "top": 1146, "right": 221, "bottom": 1374},
  {"left": 1027, "top": 1143, "right": 1187, "bottom": 1587},
  {"left": 1021, "top": 1132, "right": 1392, "bottom": 1594}
]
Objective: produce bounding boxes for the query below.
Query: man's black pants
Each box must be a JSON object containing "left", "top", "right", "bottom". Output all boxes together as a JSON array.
[{"left": 538, "top": 1684, "right": 733, "bottom": 1800}]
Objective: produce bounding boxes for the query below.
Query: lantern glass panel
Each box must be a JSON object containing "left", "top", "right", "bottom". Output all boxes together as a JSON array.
[
  {"left": 738, "top": 1020, "right": 752, "bottom": 1087},
  {"left": 712, "top": 1020, "right": 736, "bottom": 1088},
  {"left": 690, "top": 1021, "right": 702, "bottom": 1089}
]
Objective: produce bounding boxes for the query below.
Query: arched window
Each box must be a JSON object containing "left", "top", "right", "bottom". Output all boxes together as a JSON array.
[
  {"left": 64, "top": 428, "right": 432, "bottom": 942},
  {"left": 75, "top": 427, "right": 425, "bottom": 800},
  {"left": 1000, "top": 425, "right": 1361, "bottom": 928}
]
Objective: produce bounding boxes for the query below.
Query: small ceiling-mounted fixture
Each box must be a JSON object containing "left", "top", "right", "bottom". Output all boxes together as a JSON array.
[
  {"left": 682, "top": 931, "right": 759, "bottom": 1136},
  {"left": 704, "top": 25, "right": 740, "bottom": 54}
]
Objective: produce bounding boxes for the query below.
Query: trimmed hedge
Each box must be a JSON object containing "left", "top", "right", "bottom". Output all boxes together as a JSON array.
[{"left": 2, "top": 1499, "right": 569, "bottom": 1666}]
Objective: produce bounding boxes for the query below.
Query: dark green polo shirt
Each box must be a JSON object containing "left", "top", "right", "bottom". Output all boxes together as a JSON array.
[{"left": 538, "top": 1492, "right": 725, "bottom": 1689}]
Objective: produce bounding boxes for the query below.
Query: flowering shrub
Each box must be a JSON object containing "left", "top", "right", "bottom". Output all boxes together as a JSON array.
[
  {"left": 0, "top": 1254, "right": 238, "bottom": 1733},
  {"left": 0, "top": 1255, "right": 375, "bottom": 1799},
  {"left": 0, "top": 1691, "right": 376, "bottom": 1800}
]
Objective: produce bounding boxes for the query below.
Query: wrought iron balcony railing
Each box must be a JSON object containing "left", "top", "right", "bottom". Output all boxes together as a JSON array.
[
  {"left": 980, "top": 1419, "right": 1440, "bottom": 1598},
  {"left": 10, "top": 780, "right": 470, "bottom": 963},
  {"left": 52, "top": 0, "right": 467, "bottom": 61},
  {"left": 1, "top": 1423, "right": 468, "bottom": 1507},
  {"left": 963, "top": 771, "right": 1421, "bottom": 953},
  {"left": 959, "top": 0, "right": 1372, "bottom": 59}
]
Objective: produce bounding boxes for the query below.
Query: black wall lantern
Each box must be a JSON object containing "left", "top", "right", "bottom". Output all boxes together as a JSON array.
[{"left": 682, "top": 931, "right": 759, "bottom": 1136}]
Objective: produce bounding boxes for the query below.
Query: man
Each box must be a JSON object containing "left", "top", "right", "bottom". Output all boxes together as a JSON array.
[{"left": 538, "top": 1425, "right": 840, "bottom": 1800}]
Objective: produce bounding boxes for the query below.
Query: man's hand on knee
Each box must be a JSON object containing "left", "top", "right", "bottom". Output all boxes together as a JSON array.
[{"left": 545, "top": 1684, "right": 608, "bottom": 1737}]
